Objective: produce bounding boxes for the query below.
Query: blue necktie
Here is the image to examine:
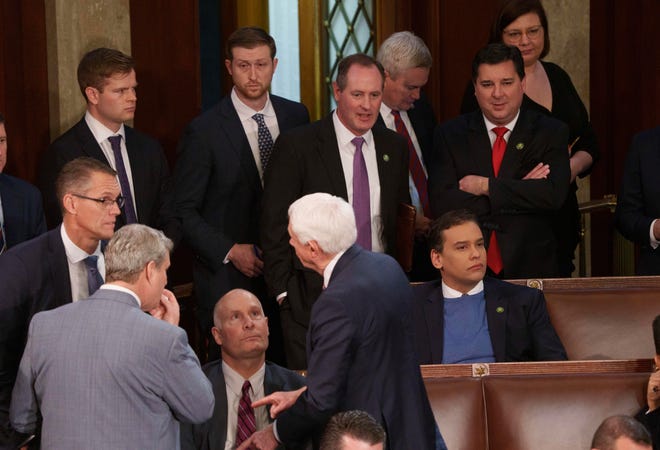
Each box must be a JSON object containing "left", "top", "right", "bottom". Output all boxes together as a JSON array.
[
  {"left": 108, "top": 135, "right": 137, "bottom": 223},
  {"left": 84, "top": 255, "right": 104, "bottom": 295},
  {"left": 252, "top": 113, "right": 274, "bottom": 172},
  {"left": 352, "top": 137, "right": 371, "bottom": 250}
]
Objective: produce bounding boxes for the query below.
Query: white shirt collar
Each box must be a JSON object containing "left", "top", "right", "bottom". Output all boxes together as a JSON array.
[
  {"left": 482, "top": 110, "right": 520, "bottom": 136},
  {"left": 332, "top": 110, "right": 374, "bottom": 150},
  {"left": 222, "top": 359, "right": 266, "bottom": 395},
  {"left": 60, "top": 223, "right": 102, "bottom": 263},
  {"left": 85, "top": 111, "right": 126, "bottom": 144},
  {"left": 323, "top": 249, "right": 347, "bottom": 288},
  {"left": 99, "top": 284, "right": 142, "bottom": 307},
  {"left": 231, "top": 87, "right": 275, "bottom": 120},
  {"left": 441, "top": 280, "right": 484, "bottom": 299}
]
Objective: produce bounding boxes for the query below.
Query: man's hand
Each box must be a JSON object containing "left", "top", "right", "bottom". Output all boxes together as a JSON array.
[
  {"left": 522, "top": 162, "right": 550, "bottom": 180},
  {"left": 149, "top": 289, "right": 180, "bottom": 326},
  {"left": 228, "top": 244, "right": 264, "bottom": 277},
  {"left": 236, "top": 424, "right": 279, "bottom": 450},
  {"left": 252, "top": 386, "right": 307, "bottom": 419},
  {"left": 647, "top": 369, "right": 660, "bottom": 412},
  {"left": 459, "top": 175, "right": 489, "bottom": 196},
  {"left": 415, "top": 214, "right": 431, "bottom": 238}
]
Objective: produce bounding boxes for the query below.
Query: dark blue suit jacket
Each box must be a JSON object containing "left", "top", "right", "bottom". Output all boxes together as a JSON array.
[
  {"left": 180, "top": 360, "right": 306, "bottom": 450},
  {"left": 0, "top": 174, "right": 46, "bottom": 248},
  {"left": 173, "top": 95, "right": 309, "bottom": 328},
  {"left": 615, "top": 126, "right": 660, "bottom": 275},
  {"left": 39, "top": 117, "right": 179, "bottom": 242},
  {"left": 0, "top": 227, "right": 71, "bottom": 438},
  {"left": 276, "top": 245, "right": 443, "bottom": 449},
  {"left": 412, "top": 277, "right": 567, "bottom": 363}
]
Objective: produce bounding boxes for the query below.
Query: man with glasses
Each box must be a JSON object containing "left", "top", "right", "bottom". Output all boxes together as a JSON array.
[{"left": 0, "top": 157, "right": 120, "bottom": 447}]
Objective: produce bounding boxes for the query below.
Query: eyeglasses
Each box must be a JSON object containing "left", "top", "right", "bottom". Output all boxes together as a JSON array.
[
  {"left": 72, "top": 193, "right": 125, "bottom": 209},
  {"left": 503, "top": 25, "right": 543, "bottom": 42}
]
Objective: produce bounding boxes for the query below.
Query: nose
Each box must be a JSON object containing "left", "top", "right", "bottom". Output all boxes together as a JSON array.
[
  {"left": 492, "top": 83, "right": 503, "bottom": 98},
  {"left": 110, "top": 201, "right": 121, "bottom": 216},
  {"left": 128, "top": 87, "right": 137, "bottom": 102},
  {"left": 411, "top": 88, "right": 421, "bottom": 101},
  {"left": 248, "top": 64, "right": 258, "bottom": 80},
  {"left": 243, "top": 317, "right": 255, "bottom": 329}
]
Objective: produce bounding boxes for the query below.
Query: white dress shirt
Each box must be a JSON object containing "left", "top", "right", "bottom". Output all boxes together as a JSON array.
[{"left": 60, "top": 224, "right": 104, "bottom": 301}]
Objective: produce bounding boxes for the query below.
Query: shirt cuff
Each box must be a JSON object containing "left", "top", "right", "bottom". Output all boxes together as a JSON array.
[
  {"left": 650, "top": 219, "right": 659, "bottom": 249},
  {"left": 276, "top": 292, "right": 287, "bottom": 305},
  {"left": 273, "top": 420, "right": 282, "bottom": 443}
]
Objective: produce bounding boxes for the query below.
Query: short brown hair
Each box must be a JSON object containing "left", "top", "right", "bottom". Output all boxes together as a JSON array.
[
  {"left": 591, "top": 415, "right": 651, "bottom": 450},
  {"left": 226, "top": 26, "right": 276, "bottom": 60},
  {"left": 55, "top": 157, "right": 117, "bottom": 213},
  {"left": 77, "top": 47, "right": 134, "bottom": 101},
  {"left": 428, "top": 209, "right": 481, "bottom": 253},
  {"left": 335, "top": 54, "right": 385, "bottom": 91},
  {"left": 489, "top": 0, "right": 550, "bottom": 59},
  {"left": 320, "top": 410, "right": 386, "bottom": 450}
]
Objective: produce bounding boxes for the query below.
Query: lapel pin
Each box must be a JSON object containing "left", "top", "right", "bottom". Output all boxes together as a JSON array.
[
  {"left": 496, "top": 306, "right": 504, "bottom": 313},
  {"left": 383, "top": 154, "right": 390, "bottom": 162},
  {"left": 515, "top": 142, "right": 524, "bottom": 150}
]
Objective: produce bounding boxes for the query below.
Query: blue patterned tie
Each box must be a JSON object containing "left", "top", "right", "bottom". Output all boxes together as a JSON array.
[
  {"left": 252, "top": 113, "right": 274, "bottom": 172},
  {"left": 84, "top": 255, "right": 104, "bottom": 295},
  {"left": 352, "top": 137, "right": 371, "bottom": 250},
  {"left": 108, "top": 135, "right": 137, "bottom": 223}
]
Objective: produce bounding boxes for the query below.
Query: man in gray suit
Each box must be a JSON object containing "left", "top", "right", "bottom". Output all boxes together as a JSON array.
[{"left": 10, "top": 224, "right": 214, "bottom": 449}]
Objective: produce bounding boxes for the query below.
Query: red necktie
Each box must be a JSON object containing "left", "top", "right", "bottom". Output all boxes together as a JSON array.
[
  {"left": 487, "top": 127, "right": 508, "bottom": 275},
  {"left": 391, "top": 110, "right": 431, "bottom": 217},
  {"left": 235, "top": 380, "right": 256, "bottom": 446}
]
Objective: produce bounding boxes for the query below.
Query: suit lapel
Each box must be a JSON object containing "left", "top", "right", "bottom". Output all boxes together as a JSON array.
[
  {"left": 373, "top": 127, "right": 398, "bottom": 213},
  {"left": 499, "top": 109, "right": 534, "bottom": 179},
  {"left": 48, "top": 227, "right": 72, "bottom": 306},
  {"left": 208, "top": 363, "right": 229, "bottom": 450},
  {"left": 0, "top": 176, "right": 20, "bottom": 245},
  {"left": 75, "top": 119, "right": 111, "bottom": 164},
  {"left": 123, "top": 126, "right": 149, "bottom": 216},
  {"left": 425, "top": 283, "right": 446, "bottom": 363},
  {"left": 467, "top": 112, "right": 495, "bottom": 177},
  {"left": 317, "top": 115, "right": 349, "bottom": 200},
  {"left": 484, "top": 278, "right": 507, "bottom": 361}
]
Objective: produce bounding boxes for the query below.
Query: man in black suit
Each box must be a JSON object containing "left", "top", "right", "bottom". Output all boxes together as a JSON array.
[
  {"left": 261, "top": 53, "right": 410, "bottom": 369},
  {"left": 174, "top": 27, "right": 309, "bottom": 363},
  {"left": 615, "top": 126, "right": 660, "bottom": 275},
  {"left": 39, "top": 47, "right": 178, "bottom": 242},
  {"left": 411, "top": 209, "right": 566, "bottom": 364},
  {"left": 244, "top": 193, "right": 444, "bottom": 450},
  {"left": 180, "top": 289, "right": 305, "bottom": 450},
  {"left": 0, "top": 113, "right": 46, "bottom": 252},
  {"left": 376, "top": 31, "right": 437, "bottom": 282},
  {"left": 0, "top": 157, "right": 120, "bottom": 446},
  {"left": 430, "top": 43, "right": 570, "bottom": 279}
]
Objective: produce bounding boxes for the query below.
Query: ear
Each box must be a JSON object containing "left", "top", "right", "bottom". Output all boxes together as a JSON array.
[
  {"left": 224, "top": 59, "right": 233, "bottom": 76},
  {"left": 272, "top": 57, "right": 278, "bottom": 73},
  {"left": 654, "top": 354, "right": 660, "bottom": 369},
  {"left": 430, "top": 249, "right": 443, "bottom": 270},
  {"left": 62, "top": 193, "right": 77, "bottom": 215},
  {"left": 520, "top": 75, "right": 527, "bottom": 93},
  {"left": 307, "top": 240, "right": 321, "bottom": 258},
  {"left": 211, "top": 326, "right": 223, "bottom": 346},
  {"left": 85, "top": 86, "right": 100, "bottom": 105},
  {"left": 145, "top": 260, "right": 157, "bottom": 283},
  {"left": 265, "top": 316, "right": 269, "bottom": 336},
  {"left": 332, "top": 81, "right": 341, "bottom": 102}
]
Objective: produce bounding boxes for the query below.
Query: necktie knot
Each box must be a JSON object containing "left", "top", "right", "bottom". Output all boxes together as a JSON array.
[
  {"left": 108, "top": 135, "right": 122, "bottom": 152},
  {"left": 492, "top": 126, "right": 508, "bottom": 139},
  {"left": 84, "top": 255, "right": 104, "bottom": 295},
  {"left": 351, "top": 136, "right": 365, "bottom": 151},
  {"left": 241, "top": 380, "right": 252, "bottom": 395},
  {"left": 252, "top": 113, "right": 265, "bottom": 125}
]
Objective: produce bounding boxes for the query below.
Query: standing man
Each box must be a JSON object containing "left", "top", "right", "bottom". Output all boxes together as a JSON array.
[
  {"left": 615, "top": 126, "right": 660, "bottom": 275},
  {"left": 245, "top": 193, "right": 445, "bottom": 450},
  {"left": 175, "top": 27, "right": 309, "bottom": 363},
  {"left": 261, "top": 54, "right": 410, "bottom": 369},
  {"left": 412, "top": 209, "right": 566, "bottom": 364},
  {"left": 40, "top": 47, "right": 179, "bottom": 242},
  {"left": 180, "top": 289, "right": 306, "bottom": 449},
  {"left": 430, "top": 43, "right": 570, "bottom": 279},
  {"left": 0, "top": 113, "right": 46, "bottom": 252},
  {"left": 0, "top": 157, "right": 120, "bottom": 445},
  {"left": 10, "top": 224, "right": 214, "bottom": 449},
  {"left": 376, "top": 31, "right": 437, "bottom": 281}
]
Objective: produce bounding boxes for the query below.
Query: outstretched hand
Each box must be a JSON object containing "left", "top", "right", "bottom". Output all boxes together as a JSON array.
[{"left": 252, "top": 386, "right": 307, "bottom": 419}]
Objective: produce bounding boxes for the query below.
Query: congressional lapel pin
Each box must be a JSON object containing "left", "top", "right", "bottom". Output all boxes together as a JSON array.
[
  {"left": 496, "top": 306, "right": 505, "bottom": 313},
  {"left": 383, "top": 154, "right": 390, "bottom": 162},
  {"left": 515, "top": 142, "right": 525, "bottom": 150}
]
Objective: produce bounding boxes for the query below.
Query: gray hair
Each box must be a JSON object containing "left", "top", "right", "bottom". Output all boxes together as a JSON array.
[
  {"left": 377, "top": 31, "right": 432, "bottom": 79},
  {"left": 105, "top": 224, "right": 173, "bottom": 283},
  {"left": 288, "top": 193, "right": 356, "bottom": 255}
]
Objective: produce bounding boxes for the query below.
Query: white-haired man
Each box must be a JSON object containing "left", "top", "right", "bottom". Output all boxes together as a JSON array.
[{"left": 242, "top": 193, "right": 445, "bottom": 450}]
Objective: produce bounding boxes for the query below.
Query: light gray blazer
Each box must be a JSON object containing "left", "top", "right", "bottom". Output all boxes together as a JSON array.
[{"left": 10, "top": 288, "right": 214, "bottom": 449}]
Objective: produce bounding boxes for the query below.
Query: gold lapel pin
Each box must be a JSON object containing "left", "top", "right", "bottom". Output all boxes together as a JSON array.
[
  {"left": 496, "top": 306, "right": 504, "bottom": 313},
  {"left": 515, "top": 142, "right": 524, "bottom": 150},
  {"left": 383, "top": 154, "right": 390, "bottom": 162}
]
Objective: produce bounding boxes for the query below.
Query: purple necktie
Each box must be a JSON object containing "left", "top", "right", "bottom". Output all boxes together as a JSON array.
[
  {"left": 108, "top": 135, "right": 137, "bottom": 223},
  {"left": 235, "top": 380, "right": 256, "bottom": 446},
  {"left": 352, "top": 136, "right": 371, "bottom": 250}
]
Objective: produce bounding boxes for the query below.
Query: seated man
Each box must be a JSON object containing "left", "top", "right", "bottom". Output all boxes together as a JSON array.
[
  {"left": 412, "top": 209, "right": 567, "bottom": 364},
  {"left": 591, "top": 415, "right": 652, "bottom": 450},
  {"left": 180, "top": 289, "right": 305, "bottom": 449},
  {"left": 320, "top": 410, "right": 386, "bottom": 450},
  {"left": 635, "top": 314, "right": 660, "bottom": 449}
]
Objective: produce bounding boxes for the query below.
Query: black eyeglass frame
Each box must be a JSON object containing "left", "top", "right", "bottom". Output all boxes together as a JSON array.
[{"left": 72, "top": 193, "right": 125, "bottom": 209}]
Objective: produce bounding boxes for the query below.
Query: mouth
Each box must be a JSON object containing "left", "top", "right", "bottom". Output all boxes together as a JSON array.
[{"left": 468, "top": 263, "right": 484, "bottom": 271}]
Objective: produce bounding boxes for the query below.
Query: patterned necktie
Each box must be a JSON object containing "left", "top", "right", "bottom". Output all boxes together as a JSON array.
[
  {"left": 108, "top": 135, "right": 137, "bottom": 223},
  {"left": 487, "top": 127, "right": 508, "bottom": 275},
  {"left": 391, "top": 110, "right": 430, "bottom": 217},
  {"left": 351, "top": 136, "right": 371, "bottom": 251},
  {"left": 252, "top": 113, "right": 274, "bottom": 172},
  {"left": 235, "top": 380, "right": 256, "bottom": 446},
  {"left": 84, "top": 255, "right": 104, "bottom": 295}
]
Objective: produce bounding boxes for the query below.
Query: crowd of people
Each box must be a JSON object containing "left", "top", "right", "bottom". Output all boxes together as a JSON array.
[{"left": 0, "top": 0, "right": 658, "bottom": 448}]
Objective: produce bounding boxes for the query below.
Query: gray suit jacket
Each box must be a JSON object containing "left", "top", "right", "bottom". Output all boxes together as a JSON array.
[{"left": 10, "top": 288, "right": 214, "bottom": 449}]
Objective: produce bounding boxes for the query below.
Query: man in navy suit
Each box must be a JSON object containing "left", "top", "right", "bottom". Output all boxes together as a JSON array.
[
  {"left": 376, "top": 31, "right": 437, "bottom": 282},
  {"left": 412, "top": 209, "right": 566, "bottom": 364},
  {"left": 39, "top": 47, "right": 179, "bottom": 242},
  {"left": 174, "top": 27, "right": 309, "bottom": 364},
  {"left": 430, "top": 43, "right": 570, "bottom": 279},
  {"left": 261, "top": 54, "right": 410, "bottom": 369},
  {"left": 180, "top": 289, "right": 305, "bottom": 449},
  {"left": 0, "top": 157, "right": 120, "bottom": 445},
  {"left": 243, "top": 193, "right": 445, "bottom": 450},
  {"left": 0, "top": 113, "right": 46, "bottom": 252},
  {"left": 615, "top": 126, "right": 660, "bottom": 275}
]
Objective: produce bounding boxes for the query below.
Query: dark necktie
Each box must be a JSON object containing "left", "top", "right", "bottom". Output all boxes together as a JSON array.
[
  {"left": 252, "top": 113, "right": 274, "bottom": 172},
  {"left": 487, "top": 127, "right": 508, "bottom": 275},
  {"left": 84, "top": 255, "right": 104, "bottom": 295},
  {"left": 391, "top": 110, "right": 430, "bottom": 217},
  {"left": 235, "top": 380, "right": 256, "bottom": 446},
  {"left": 108, "top": 135, "right": 137, "bottom": 223},
  {"left": 351, "top": 137, "right": 371, "bottom": 251}
]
